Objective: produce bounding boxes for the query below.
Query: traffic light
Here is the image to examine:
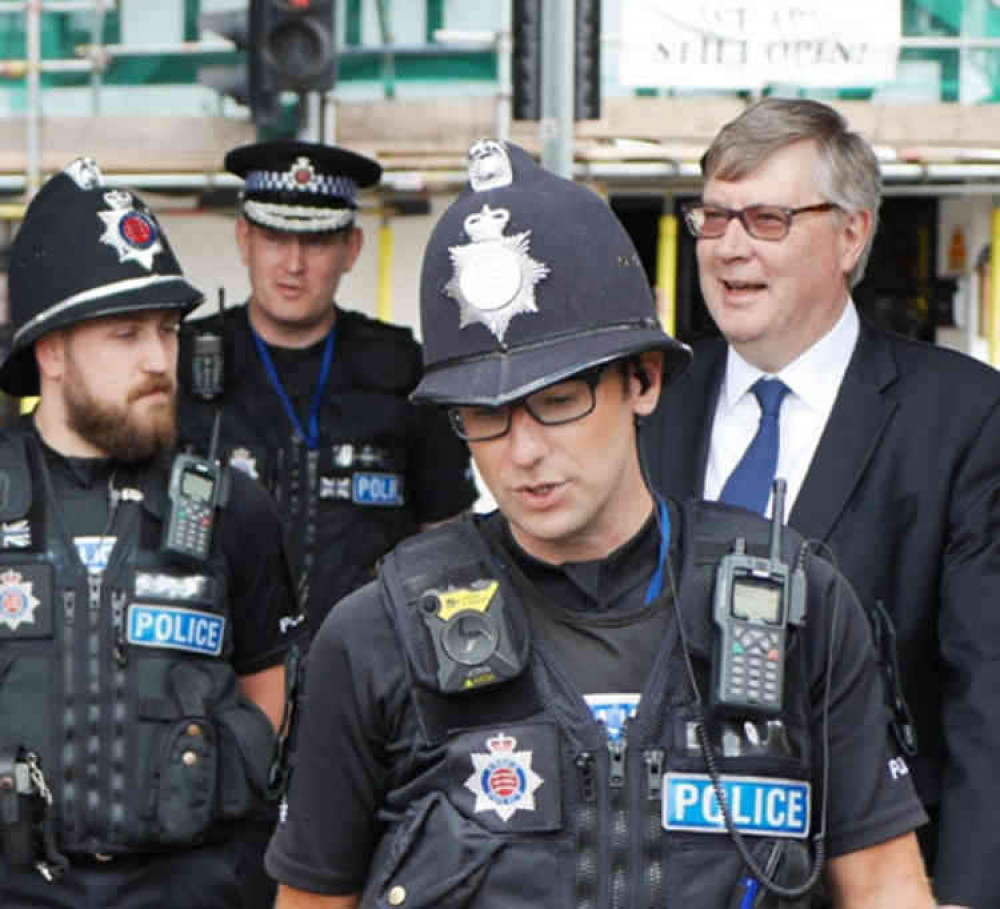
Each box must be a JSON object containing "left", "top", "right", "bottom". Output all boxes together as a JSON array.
[
  {"left": 512, "top": 0, "right": 542, "bottom": 121},
  {"left": 511, "top": 0, "right": 601, "bottom": 122},
  {"left": 257, "top": 0, "right": 337, "bottom": 94},
  {"left": 198, "top": 6, "right": 280, "bottom": 128},
  {"left": 574, "top": 0, "right": 601, "bottom": 120}
]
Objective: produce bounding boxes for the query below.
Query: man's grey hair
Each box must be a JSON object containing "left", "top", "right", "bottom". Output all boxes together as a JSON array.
[{"left": 701, "top": 98, "right": 881, "bottom": 288}]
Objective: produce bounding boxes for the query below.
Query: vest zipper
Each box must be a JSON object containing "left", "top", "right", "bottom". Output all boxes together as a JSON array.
[
  {"left": 643, "top": 749, "right": 665, "bottom": 906},
  {"left": 109, "top": 589, "right": 129, "bottom": 840},
  {"left": 608, "top": 734, "right": 629, "bottom": 909},
  {"left": 61, "top": 590, "right": 77, "bottom": 839},
  {"left": 85, "top": 572, "right": 103, "bottom": 840},
  {"left": 574, "top": 751, "right": 599, "bottom": 909}
]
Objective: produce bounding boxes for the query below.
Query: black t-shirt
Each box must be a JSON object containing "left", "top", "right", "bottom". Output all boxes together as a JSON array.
[
  {"left": 485, "top": 507, "right": 676, "bottom": 698},
  {"left": 266, "top": 503, "right": 927, "bottom": 897}
]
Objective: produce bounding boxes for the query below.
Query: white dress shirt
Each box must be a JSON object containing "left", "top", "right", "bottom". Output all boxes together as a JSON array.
[{"left": 703, "top": 301, "right": 860, "bottom": 517}]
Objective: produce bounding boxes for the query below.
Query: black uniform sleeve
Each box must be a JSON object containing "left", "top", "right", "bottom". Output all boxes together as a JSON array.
[
  {"left": 265, "top": 581, "right": 403, "bottom": 895},
  {"left": 407, "top": 401, "right": 478, "bottom": 524},
  {"left": 221, "top": 469, "right": 307, "bottom": 675},
  {"left": 805, "top": 557, "right": 927, "bottom": 858}
]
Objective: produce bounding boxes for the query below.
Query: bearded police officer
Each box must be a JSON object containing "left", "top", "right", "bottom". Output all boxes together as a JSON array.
[
  {"left": 265, "top": 141, "right": 934, "bottom": 909},
  {"left": 0, "top": 160, "right": 305, "bottom": 908},
  {"left": 177, "top": 140, "right": 478, "bottom": 637}
]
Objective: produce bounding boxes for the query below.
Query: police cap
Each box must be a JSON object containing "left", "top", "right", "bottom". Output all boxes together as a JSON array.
[
  {"left": 412, "top": 140, "right": 691, "bottom": 407},
  {"left": 225, "top": 139, "right": 382, "bottom": 234},
  {"left": 0, "top": 158, "right": 203, "bottom": 397}
]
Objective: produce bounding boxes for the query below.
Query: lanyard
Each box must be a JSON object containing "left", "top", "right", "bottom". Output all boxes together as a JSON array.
[
  {"left": 252, "top": 326, "right": 336, "bottom": 450},
  {"left": 644, "top": 497, "right": 671, "bottom": 605}
]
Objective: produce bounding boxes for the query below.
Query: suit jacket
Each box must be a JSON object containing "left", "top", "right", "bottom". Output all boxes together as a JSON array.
[{"left": 643, "top": 320, "right": 1000, "bottom": 907}]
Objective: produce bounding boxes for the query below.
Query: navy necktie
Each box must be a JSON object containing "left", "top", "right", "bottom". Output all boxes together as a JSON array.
[{"left": 719, "top": 378, "right": 790, "bottom": 514}]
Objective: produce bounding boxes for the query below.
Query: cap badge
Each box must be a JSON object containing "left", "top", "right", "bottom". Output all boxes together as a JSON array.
[
  {"left": 468, "top": 139, "right": 513, "bottom": 191},
  {"left": 65, "top": 157, "right": 104, "bottom": 190},
  {"left": 98, "top": 190, "right": 163, "bottom": 271},
  {"left": 287, "top": 156, "right": 319, "bottom": 191},
  {"left": 445, "top": 205, "right": 550, "bottom": 343}
]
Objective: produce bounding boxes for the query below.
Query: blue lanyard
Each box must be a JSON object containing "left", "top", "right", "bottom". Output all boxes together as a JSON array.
[
  {"left": 251, "top": 326, "right": 336, "bottom": 450},
  {"left": 644, "top": 497, "right": 671, "bottom": 605}
]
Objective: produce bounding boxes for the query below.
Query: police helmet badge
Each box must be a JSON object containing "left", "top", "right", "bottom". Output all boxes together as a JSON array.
[
  {"left": 0, "top": 569, "right": 40, "bottom": 631},
  {"left": 445, "top": 204, "right": 550, "bottom": 344},
  {"left": 464, "top": 731, "right": 544, "bottom": 822},
  {"left": 287, "top": 156, "right": 319, "bottom": 190},
  {"left": 98, "top": 190, "right": 164, "bottom": 271}
]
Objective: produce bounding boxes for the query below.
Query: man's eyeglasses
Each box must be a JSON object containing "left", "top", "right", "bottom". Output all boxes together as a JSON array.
[
  {"left": 448, "top": 365, "right": 610, "bottom": 442},
  {"left": 681, "top": 202, "right": 840, "bottom": 242}
]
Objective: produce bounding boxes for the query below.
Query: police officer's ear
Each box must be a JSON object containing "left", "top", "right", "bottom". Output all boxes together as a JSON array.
[
  {"left": 34, "top": 329, "right": 69, "bottom": 385},
  {"left": 339, "top": 225, "right": 364, "bottom": 273},
  {"left": 630, "top": 351, "right": 663, "bottom": 417}
]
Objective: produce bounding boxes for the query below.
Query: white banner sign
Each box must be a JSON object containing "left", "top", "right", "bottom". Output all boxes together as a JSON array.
[{"left": 620, "top": 1, "right": 901, "bottom": 90}]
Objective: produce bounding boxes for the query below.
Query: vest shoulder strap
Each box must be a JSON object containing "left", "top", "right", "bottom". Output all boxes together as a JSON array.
[{"left": 0, "top": 431, "right": 33, "bottom": 523}]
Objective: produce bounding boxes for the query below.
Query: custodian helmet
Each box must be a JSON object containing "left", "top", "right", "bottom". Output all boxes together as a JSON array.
[
  {"left": 0, "top": 158, "right": 203, "bottom": 396},
  {"left": 411, "top": 139, "right": 690, "bottom": 406}
]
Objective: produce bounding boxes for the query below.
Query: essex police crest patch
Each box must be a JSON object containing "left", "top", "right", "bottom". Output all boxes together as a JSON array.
[
  {"left": 0, "top": 569, "right": 40, "bottom": 631},
  {"left": 98, "top": 190, "right": 163, "bottom": 270},
  {"left": 464, "top": 731, "right": 544, "bottom": 822},
  {"left": 445, "top": 205, "right": 549, "bottom": 343}
]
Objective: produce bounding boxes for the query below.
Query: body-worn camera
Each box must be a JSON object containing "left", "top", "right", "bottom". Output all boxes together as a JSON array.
[{"left": 420, "top": 579, "right": 522, "bottom": 693}]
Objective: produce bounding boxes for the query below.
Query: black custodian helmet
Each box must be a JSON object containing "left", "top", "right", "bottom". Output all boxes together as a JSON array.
[
  {"left": 412, "top": 139, "right": 691, "bottom": 406},
  {"left": 0, "top": 158, "right": 203, "bottom": 396}
]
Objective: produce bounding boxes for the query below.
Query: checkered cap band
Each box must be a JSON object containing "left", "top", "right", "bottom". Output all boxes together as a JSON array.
[{"left": 245, "top": 169, "right": 358, "bottom": 203}]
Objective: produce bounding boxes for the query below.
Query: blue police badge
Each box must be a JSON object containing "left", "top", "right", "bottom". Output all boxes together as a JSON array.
[
  {"left": 663, "top": 773, "right": 811, "bottom": 839},
  {"left": 352, "top": 472, "right": 404, "bottom": 507},
  {"left": 445, "top": 204, "right": 550, "bottom": 344},
  {"left": 464, "top": 731, "right": 544, "bottom": 823},
  {"left": 127, "top": 604, "right": 225, "bottom": 657},
  {"left": 75, "top": 535, "right": 116, "bottom": 573},
  {"left": 98, "top": 190, "right": 163, "bottom": 270},
  {"left": 584, "top": 693, "right": 641, "bottom": 742},
  {"left": 0, "top": 569, "right": 40, "bottom": 631}
]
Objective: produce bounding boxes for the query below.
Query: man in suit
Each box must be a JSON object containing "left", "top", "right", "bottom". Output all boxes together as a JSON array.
[{"left": 643, "top": 97, "right": 1000, "bottom": 909}]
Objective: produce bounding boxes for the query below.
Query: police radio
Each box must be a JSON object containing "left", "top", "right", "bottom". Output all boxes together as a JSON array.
[
  {"left": 712, "top": 480, "right": 803, "bottom": 714},
  {"left": 420, "top": 579, "right": 522, "bottom": 694},
  {"left": 189, "top": 288, "right": 225, "bottom": 401},
  {"left": 162, "top": 452, "right": 224, "bottom": 564}
]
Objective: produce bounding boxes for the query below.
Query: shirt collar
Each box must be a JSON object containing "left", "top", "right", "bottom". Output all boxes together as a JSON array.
[{"left": 722, "top": 300, "right": 860, "bottom": 413}]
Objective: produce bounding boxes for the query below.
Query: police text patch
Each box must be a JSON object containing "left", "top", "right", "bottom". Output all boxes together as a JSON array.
[
  {"left": 352, "top": 472, "right": 404, "bottom": 507},
  {"left": 663, "top": 773, "right": 810, "bottom": 838},
  {"left": 127, "top": 604, "right": 225, "bottom": 656}
]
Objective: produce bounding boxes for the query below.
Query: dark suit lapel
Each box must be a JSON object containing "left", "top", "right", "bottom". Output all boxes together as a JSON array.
[
  {"left": 789, "top": 321, "right": 899, "bottom": 541},
  {"left": 647, "top": 339, "right": 726, "bottom": 499}
]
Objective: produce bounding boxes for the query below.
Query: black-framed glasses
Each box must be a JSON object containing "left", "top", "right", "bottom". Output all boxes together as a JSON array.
[
  {"left": 681, "top": 201, "right": 840, "bottom": 241},
  {"left": 448, "top": 365, "right": 610, "bottom": 442}
]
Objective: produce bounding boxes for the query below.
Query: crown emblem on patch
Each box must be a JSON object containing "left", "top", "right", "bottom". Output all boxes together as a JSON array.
[
  {"left": 98, "top": 190, "right": 163, "bottom": 271},
  {"left": 0, "top": 568, "right": 40, "bottom": 632},
  {"left": 464, "top": 730, "right": 544, "bottom": 822},
  {"left": 445, "top": 204, "right": 549, "bottom": 344}
]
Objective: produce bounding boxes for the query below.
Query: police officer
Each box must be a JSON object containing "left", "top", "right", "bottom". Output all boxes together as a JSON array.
[
  {"left": 0, "top": 159, "right": 305, "bottom": 908},
  {"left": 265, "top": 141, "right": 934, "bottom": 909},
  {"left": 177, "top": 140, "right": 479, "bottom": 637}
]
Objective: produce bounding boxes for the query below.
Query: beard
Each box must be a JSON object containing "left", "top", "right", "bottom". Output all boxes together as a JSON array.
[{"left": 64, "top": 370, "right": 177, "bottom": 463}]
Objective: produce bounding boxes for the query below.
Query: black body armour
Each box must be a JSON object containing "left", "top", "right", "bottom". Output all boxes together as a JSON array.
[
  {"left": 0, "top": 431, "right": 275, "bottom": 856},
  {"left": 366, "top": 505, "right": 817, "bottom": 909},
  {"left": 178, "top": 307, "right": 431, "bottom": 633}
]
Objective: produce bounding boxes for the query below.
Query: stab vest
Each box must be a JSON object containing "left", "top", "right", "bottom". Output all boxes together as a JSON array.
[
  {"left": 365, "top": 504, "right": 820, "bottom": 909},
  {"left": 0, "top": 431, "right": 275, "bottom": 856}
]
